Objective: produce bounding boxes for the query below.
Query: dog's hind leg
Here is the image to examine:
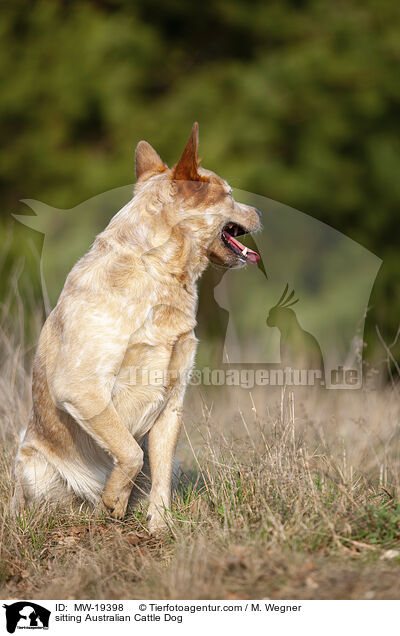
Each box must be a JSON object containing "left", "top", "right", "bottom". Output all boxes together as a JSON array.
[{"left": 12, "top": 443, "right": 70, "bottom": 512}]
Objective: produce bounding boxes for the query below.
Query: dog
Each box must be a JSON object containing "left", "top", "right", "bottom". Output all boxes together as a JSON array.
[{"left": 13, "top": 123, "right": 261, "bottom": 532}]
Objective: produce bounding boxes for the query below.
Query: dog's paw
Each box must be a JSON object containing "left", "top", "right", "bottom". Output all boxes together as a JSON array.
[
  {"left": 101, "top": 495, "right": 127, "bottom": 520},
  {"left": 147, "top": 515, "right": 165, "bottom": 535},
  {"left": 110, "top": 501, "right": 127, "bottom": 519},
  {"left": 147, "top": 506, "right": 170, "bottom": 534}
]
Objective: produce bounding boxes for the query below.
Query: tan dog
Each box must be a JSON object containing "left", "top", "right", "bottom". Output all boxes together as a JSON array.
[{"left": 13, "top": 123, "right": 261, "bottom": 532}]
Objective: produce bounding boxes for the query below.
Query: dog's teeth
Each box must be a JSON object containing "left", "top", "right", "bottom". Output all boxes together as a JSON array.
[
  {"left": 242, "top": 247, "right": 248, "bottom": 256},
  {"left": 234, "top": 227, "right": 238, "bottom": 236}
]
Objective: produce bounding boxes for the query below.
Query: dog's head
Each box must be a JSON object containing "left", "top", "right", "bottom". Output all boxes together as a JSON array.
[{"left": 134, "top": 123, "right": 261, "bottom": 270}]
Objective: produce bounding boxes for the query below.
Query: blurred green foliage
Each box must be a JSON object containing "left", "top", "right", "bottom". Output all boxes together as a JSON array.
[{"left": 0, "top": 0, "right": 399, "bottom": 363}]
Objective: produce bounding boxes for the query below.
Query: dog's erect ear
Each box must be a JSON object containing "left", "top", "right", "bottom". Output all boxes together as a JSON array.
[
  {"left": 135, "top": 141, "right": 168, "bottom": 180},
  {"left": 172, "top": 122, "right": 202, "bottom": 182}
]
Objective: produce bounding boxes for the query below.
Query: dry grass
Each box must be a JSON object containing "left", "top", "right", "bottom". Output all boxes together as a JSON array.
[{"left": 1, "top": 307, "right": 400, "bottom": 600}]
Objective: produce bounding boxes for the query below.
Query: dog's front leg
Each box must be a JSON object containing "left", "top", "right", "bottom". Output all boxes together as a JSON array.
[
  {"left": 58, "top": 394, "right": 144, "bottom": 519},
  {"left": 96, "top": 403, "right": 144, "bottom": 518},
  {"left": 147, "top": 395, "right": 183, "bottom": 533},
  {"left": 147, "top": 331, "right": 197, "bottom": 533}
]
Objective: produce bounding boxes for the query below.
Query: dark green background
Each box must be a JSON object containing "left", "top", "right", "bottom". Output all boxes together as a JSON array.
[{"left": 0, "top": 0, "right": 399, "bottom": 368}]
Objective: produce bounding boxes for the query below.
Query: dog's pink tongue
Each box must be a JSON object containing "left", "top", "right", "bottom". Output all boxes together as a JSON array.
[{"left": 224, "top": 232, "right": 260, "bottom": 264}]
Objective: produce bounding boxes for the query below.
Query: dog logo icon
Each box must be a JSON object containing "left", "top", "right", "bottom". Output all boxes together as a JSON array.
[{"left": 3, "top": 602, "right": 50, "bottom": 633}]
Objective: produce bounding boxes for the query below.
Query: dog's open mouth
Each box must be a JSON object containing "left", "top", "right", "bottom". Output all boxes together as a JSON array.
[{"left": 222, "top": 223, "right": 260, "bottom": 264}]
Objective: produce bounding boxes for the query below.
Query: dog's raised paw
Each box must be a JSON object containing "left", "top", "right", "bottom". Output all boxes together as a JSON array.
[
  {"left": 108, "top": 501, "right": 127, "bottom": 519},
  {"left": 101, "top": 494, "right": 128, "bottom": 519}
]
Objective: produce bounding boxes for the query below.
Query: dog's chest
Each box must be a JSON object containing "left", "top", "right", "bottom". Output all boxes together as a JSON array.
[
  {"left": 112, "top": 340, "right": 184, "bottom": 438},
  {"left": 128, "top": 282, "right": 197, "bottom": 347},
  {"left": 111, "top": 286, "right": 197, "bottom": 437}
]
